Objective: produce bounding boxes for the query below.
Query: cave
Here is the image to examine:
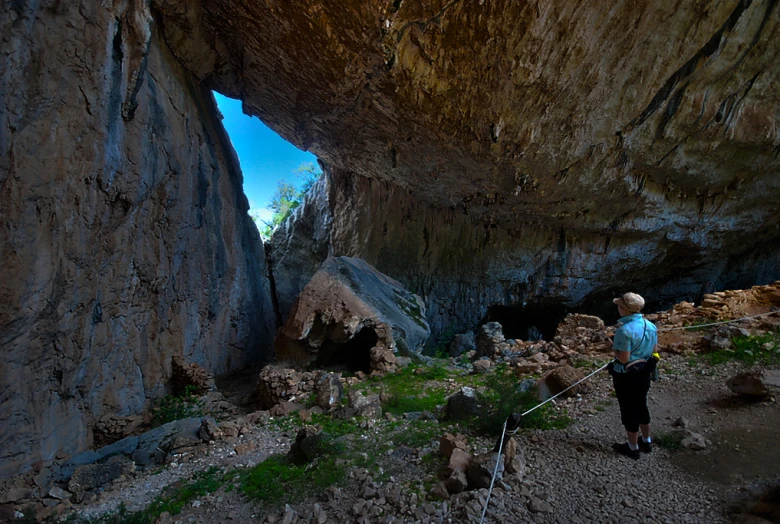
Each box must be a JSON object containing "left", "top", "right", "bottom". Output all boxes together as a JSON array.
[
  {"left": 313, "top": 326, "right": 378, "bottom": 374},
  {"left": 3, "top": 0, "right": 780, "bottom": 480},
  {"left": 484, "top": 304, "right": 569, "bottom": 342}
]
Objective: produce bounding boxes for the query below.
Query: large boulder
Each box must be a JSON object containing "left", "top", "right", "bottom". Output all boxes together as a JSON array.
[
  {"left": 275, "top": 256, "right": 430, "bottom": 369},
  {"left": 58, "top": 417, "right": 207, "bottom": 481},
  {"left": 536, "top": 365, "right": 590, "bottom": 400},
  {"left": 444, "top": 387, "right": 483, "bottom": 421}
]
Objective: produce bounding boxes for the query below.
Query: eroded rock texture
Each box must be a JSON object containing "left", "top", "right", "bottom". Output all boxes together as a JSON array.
[
  {"left": 276, "top": 256, "right": 430, "bottom": 371},
  {"left": 0, "top": 3, "right": 275, "bottom": 478},
  {"left": 220, "top": 1, "right": 780, "bottom": 338}
]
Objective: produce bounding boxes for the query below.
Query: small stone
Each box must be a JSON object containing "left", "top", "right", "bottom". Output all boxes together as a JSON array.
[
  {"left": 472, "top": 359, "right": 492, "bottom": 374},
  {"left": 682, "top": 430, "right": 707, "bottom": 450},
  {"left": 528, "top": 496, "right": 552, "bottom": 513},
  {"left": 48, "top": 486, "right": 72, "bottom": 500},
  {"left": 439, "top": 433, "right": 468, "bottom": 459}
]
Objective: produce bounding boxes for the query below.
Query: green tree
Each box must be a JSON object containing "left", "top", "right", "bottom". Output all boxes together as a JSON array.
[{"left": 260, "top": 162, "right": 322, "bottom": 238}]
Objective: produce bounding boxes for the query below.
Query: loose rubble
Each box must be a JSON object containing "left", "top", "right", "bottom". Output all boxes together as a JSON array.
[{"left": 2, "top": 282, "right": 778, "bottom": 523}]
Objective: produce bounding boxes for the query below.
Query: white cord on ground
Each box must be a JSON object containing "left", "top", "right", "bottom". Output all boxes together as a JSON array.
[
  {"left": 657, "top": 310, "right": 778, "bottom": 332},
  {"left": 477, "top": 309, "right": 778, "bottom": 522},
  {"left": 479, "top": 420, "right": 507, "bottom": 524}
]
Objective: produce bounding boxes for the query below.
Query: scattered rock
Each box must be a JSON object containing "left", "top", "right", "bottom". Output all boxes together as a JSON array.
[
  {"left": 672, "top": 416, "right": 690, "bottom": 429},
  {"left": 528, "top": 496, "right": 553, "bottom": 513},
  {"left": 48, "top": 486, "right": 72, "bottom": 500},
  {"left": 472, "top": 359, "right": 492, "bottom": 374},
  {"left": 682, "top": 430, "right": 707, "bottom": 451},
  {"left": 727, "top": 370, "right": 780, "bottom": 397},
  {"left": 370, "top": 347, "right": 397, "bottom": 374},
  {"left": 444, "top": 387, "right": 482, "bottom": 421},
  {"left": 347, "top": 389, "right": 382, "bottom": 419},
  {"left": 467, "top": 451, "right": 503, "bottom": 490},
  {"left": 198, "top": 418, "right": 222, "bottom": 442},
  {"left": 443, "top": 448, "right": 472, "bottom": 494},
  {"left": 0, "top": 487, "right": 32, "bottom": 504},
  {"left": 439, "top": 433, "right": 468, "bottom": 459},
  {"left": 449, "top": 333, "right": 476, "bottom": 357},
  {"left": 270, "top": 401, "right": 305, "bottom": 417},
  {"left": 315, "top": 372, "right": 344, "bottom": 409},
  {"left": 246, "top": 410, "right": 271, "bottom": 425},
  {"left": 475, "top": 322, "right": 505, "bottom": 358},
  {"left": 430, "top": 482, "right": 451, "bottom": 500},
  {"left": 68, "top": 455, "right": 135, "bottom": 493},
  {"left": 537, "top": 365, "right": 589, "bottom": 400}
]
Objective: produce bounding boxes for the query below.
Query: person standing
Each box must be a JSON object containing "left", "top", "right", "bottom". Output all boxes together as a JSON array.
[{"left": 606, "top": 292, "right": 658, "bottom": 460}]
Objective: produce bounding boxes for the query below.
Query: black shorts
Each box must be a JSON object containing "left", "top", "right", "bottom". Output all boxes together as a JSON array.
[{"left": 612, "top": 369, "right": 651, "bottom": 433}]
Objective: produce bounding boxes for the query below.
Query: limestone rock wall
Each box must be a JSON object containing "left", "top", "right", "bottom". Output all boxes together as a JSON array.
[
  {"left": 270, "top": 168, "right": 780, "bottom": 342},
  {"left": 0, "top": 2, "right": 275, "bottom": 478}
]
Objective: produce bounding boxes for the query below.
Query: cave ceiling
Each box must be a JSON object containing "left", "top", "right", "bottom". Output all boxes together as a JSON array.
[{"left": 155, "top": 0, "right": 780, "bottom": 234}]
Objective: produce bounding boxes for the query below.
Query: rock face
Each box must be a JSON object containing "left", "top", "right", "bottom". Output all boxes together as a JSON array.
[
  {"left": 4, "top": 0, "right": 780, "bottom": 484},
  {"left": 0, "top": 3, "right": 276, "bottom": 478},
  {"left": 212, "top": 0, "right": 780, "bottom": 339},
  {"left": 275, "top": 256, "right": 430, "bottom": 369}
]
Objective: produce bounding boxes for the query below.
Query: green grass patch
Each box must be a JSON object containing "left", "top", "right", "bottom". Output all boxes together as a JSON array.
[
  {"left": 64, "top": 467, "right": 227, "bottom": 524},
  {"left": 471, "top": 367, "right": 573, "bottom": 434},
  {"left": 655, "top": 431, "right": 684, "bottom": 450},
  {"left": 390, "top": 420, "right": 441, "bottom": 448},
  {"left": 366, "top": 362, "right": 453, "bottom": 416},
  {"left": 704, "top": 333, "right": 780, "bottom": 366},
  {"left": 151, "top": 385, "right": 204, "bottom": 427},
  {"left": 238, "top": 453, "right": 347, "bottom": 504}
]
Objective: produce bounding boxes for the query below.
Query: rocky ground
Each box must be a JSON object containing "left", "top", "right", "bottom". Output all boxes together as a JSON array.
[{"left": 2, "top": 285, "right": 779, "bottom": 524}]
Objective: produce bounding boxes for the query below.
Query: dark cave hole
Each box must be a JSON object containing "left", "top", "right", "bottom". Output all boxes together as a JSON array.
[
  {"left": 484, "top": 304, "right": 570, "bottom": 341},
  {"left": 314, "top": 326, "right": 378, "bottom": 374},
  {"left": 484, "top": 291, "right": 683, "bottom": 342}
]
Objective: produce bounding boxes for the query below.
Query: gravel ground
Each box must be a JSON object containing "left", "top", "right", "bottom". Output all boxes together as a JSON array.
[{"left": 61, "top": 353, "right": 779, "bottom": 524}]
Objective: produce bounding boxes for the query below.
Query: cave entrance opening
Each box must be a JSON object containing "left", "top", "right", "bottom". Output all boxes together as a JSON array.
[
  {"left": 212, "top": 92, "right": 320, "bottom": 238},
  {"left": 484, "top": 304, "right": 569, "bottom": 341},
  {"left": 314, "top": 325, "right": 377, "bottom": 374}
]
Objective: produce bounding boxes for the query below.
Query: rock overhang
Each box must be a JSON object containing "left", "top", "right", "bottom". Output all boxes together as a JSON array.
[{"left": 155, "top": 0, "right": 780, "bottom": 232}]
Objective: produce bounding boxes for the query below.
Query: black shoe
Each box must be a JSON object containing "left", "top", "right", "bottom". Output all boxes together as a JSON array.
[
  {"left": 639, "top": 439, "right": 653, "bottom": 453},
  {"left": 612, "top": 442, "right": 640, "bottom": 460}
]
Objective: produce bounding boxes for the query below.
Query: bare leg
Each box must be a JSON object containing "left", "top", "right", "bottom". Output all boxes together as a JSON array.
[
  {"left": 640, "top": 424, "right": 650, "bottom": 441},
  {"left": 626, "top": 431, "right": 639, "bottom": 446}
]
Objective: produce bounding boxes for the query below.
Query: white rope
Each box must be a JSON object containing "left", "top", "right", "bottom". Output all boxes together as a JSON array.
[
  {"left": 520, "top": 362, "right": 611, "bottom": 418},
  {"left": 479, "top": 420, "right": 507, "bottom": 524},
  {"left": 657, "top": 310, "right": 778, "bottom": 332},
  {"left": 479, "top": 362, "right": 609, "bottom": 523},
  {"left": 477, "top": 309, "right": 778, "bottom": 522}
]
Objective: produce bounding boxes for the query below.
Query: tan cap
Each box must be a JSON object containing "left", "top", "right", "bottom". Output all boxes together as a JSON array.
[{"left": 613, "top": 292, "right": 645, "bottom": 313}]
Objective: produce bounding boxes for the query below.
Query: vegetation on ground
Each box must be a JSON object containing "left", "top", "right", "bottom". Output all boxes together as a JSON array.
[
  {"left": 63, "top": 467, "right": 226, "bottom": 524},
  {"left": 654, "top": 431, "right": 685, "bottom": 451},
  {"left": 704, "top": 333, "right": 780, "bottom": 366},
  {"left": 151, "top": 385, "right": 204, "bottom": 427},
  {"left": 472, "top": 365, "right": 572, "bottom": 434}
]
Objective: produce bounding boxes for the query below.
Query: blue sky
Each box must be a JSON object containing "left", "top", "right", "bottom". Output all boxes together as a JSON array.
[{"left": 214, "top": 92, "right": 318, "bottom": 222}]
